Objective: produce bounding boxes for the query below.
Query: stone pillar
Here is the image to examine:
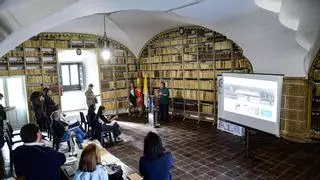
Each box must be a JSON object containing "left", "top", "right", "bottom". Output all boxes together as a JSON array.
[{"left": 280, "top": 77, "right": 310, "bottom": 141}]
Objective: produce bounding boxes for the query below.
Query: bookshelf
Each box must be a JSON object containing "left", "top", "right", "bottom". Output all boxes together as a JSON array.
[
  {"left": 99, "top": 40, "right": 137, "bottom": 115},
  {"left": 1, "top": 32, "right": 137, "bottom": 120},
  {"left": 309, "top": 50, "right": 320, "bottom": 137},
  {"left": 139, "top": 26, "right": 252, "bottom": 123}
]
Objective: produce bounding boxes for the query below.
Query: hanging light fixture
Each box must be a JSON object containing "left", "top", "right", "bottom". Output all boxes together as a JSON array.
[
  {"left": 100, "top": 13, "right": 112, "bottom": 61},
  {"left": 76, "top": 48, "right": 82, "bottom": 56}
]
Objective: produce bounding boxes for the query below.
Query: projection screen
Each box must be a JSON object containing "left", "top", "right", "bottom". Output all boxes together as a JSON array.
[{"left": 218, "top": 73, "right": 283, "bottom": 137}]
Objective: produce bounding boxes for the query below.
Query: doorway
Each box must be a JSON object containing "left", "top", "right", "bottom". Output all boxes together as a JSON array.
[
  {"left": 58, "top": 49, "right": 101, "bottom": 112},
  {"left": 0, "top": 76, "right": 28, "bottom": 129}
]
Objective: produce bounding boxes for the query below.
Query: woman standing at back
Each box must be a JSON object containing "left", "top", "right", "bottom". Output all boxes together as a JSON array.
[{"left": 139, "top": 132, "right": 174, "bottom": 180}]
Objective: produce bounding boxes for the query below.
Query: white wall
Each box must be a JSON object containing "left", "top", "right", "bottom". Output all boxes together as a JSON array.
[
  {"left": 58, "top": 49, "right": 101, "bottom": 112},
  {"left": 0, "top": 76, "right": 28, "bottom": 128}
]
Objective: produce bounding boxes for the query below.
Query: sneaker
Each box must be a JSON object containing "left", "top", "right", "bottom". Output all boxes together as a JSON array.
[{"left": 116, "top": 137, "right": 123, "bottom": 142}]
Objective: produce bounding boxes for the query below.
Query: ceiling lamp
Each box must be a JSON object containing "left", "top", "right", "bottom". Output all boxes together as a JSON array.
[
  {"left": 100, "top": 13, "right": 112, "bottom": 61},
  {"left": 76, "top": 48, "right": 82, "bottom": 56}
]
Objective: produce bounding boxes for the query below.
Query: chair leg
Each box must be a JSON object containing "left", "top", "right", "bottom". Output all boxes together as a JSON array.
[
  {"left": 9, "top": 154, "right": 13, "bottom": 174},
  {"left": 109, "top": 132, "right": 114, "bottom": 144},
  {"left": 52, "top": 138, "right": 55, "bottom": 149},
  {"left": 56, "top": 140, "right": 60, "bottom": 151},
  {"left": 67, "top": 141, "right": 71, "bottom": 152},
  {"left": 100, "top": 133, "right": 104, "bottom": 147}
]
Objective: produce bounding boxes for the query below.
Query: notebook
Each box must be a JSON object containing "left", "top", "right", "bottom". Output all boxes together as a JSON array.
[{"left": 127, "top": 173, "right": 143, "bottom": 180}]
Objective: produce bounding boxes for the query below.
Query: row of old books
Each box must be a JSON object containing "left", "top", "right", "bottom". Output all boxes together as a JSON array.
[{"left": 102, "top": 89, "right": 128, "bottom": 99}]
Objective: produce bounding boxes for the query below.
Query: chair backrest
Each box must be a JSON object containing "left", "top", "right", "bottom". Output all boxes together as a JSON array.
[
  {"left": 4, "top": 130, "right": 13, "bottom": 150},
  {"left": 6, "top": 121, "right": 13, "bottom": 135},
  {"left": 86, "top": 115, "right": 91, "bottom": 126},
  {"left": 5, "top": 124, "right": 13, "bottom": 138},
  {"left": 79, "top": 112, "right": 86, "bottom": 123}
]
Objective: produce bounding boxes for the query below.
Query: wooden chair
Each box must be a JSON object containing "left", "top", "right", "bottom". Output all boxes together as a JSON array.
[
  {"left": 6, "top": 121, "right": 20, "bottom": 136},
  {"left": 4, "top": 132, "right": 16, "bottom": 174},
  {"left": 80, "top": 112, "right": 89, "bottom": 132},
  {"left": 100, "top": 129, "right": 114, "bottom": 147},
  {"left": 5, "top": 128, "right": 22, "bottom": 145}
]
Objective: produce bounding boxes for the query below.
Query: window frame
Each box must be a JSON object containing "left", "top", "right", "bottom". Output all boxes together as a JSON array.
[{"left": 60, "top": 63, "right": 83, "bottom": 91}]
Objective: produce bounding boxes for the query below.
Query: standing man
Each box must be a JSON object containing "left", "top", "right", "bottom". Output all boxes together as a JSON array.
[
  {"left": 13, "top": 123, "right": 66, "bottom": 180},
  {"left": 85, "top": 84, "right": 98, "bottom": 108},
  {"left": 159, "top": 81, "right": 169, "bottom": 122},
  {"left": 0, "top": 93, "right": 6, "bottom": 148},
  {"left": 43, "top": 87, "right": 58, "bottom": 118}
]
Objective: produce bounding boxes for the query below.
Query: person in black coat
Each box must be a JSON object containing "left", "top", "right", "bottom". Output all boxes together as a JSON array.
[
  {"left": 87, "top": 105, "right": 122, "bottom": 142},
  {"left": 30, "top": 91, "right": 47, "bottom": 131},
  {"left": 43, "top": 87, "right": 58, "bottom": 119},
  {"left": 13, "top": 123, "right": 66, "bottom": 180}
]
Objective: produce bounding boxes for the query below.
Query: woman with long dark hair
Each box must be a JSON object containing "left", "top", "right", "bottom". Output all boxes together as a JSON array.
[
  {"left": 88, "top": 105, "right": 122, "bottom": 142},
  {"left": 96, "top": 106, "right": 122, "bottom": 142},
  {"left": 139, "top": 132, "right": 174, "bottom": 180}
]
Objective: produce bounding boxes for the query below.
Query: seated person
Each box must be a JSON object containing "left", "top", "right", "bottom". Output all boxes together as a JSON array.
[
  {"left": 13, "top": 123, "right": 66, "bottom": 180},
  {"left": 74, "top": 143, "right": 108, "bottom": 180},
  {"left": 97, "top": 106, "right": 122, "bottom": 142},
  {"left": 139, "top": 132, "right": 174, "bottom": 180},
  {"left": 51, "top": 110, "right": 86, "bottom": 149},
  {"left": 87, "top": 105, "right": 122, "bottom": 142}
]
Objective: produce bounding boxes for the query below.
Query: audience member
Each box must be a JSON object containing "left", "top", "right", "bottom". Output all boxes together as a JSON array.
[
  {"left": 74, "top": 143, "right": 108, "bottom": 180},
  {"left": 88, "top": 105, "right": 122, "bottom": 143},
  {"left": 96, "top": 106, "right": 122, "bottom": 141},
  {"left": 51, "top": 110, "right": 86, "bottom": 149},
  {"left": 139, "top": 132, "right": 174, "bottom": 180},
  {"left": 13, "top": 123, "right": 66, "bottom": 180},
  {"left": 87, "top": 104, "right": 96, "bottom": 126}
]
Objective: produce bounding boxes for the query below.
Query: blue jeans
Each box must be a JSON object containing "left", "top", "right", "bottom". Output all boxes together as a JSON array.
[{"left": 61, "top": 127, "right": 86, "bottom": 144}]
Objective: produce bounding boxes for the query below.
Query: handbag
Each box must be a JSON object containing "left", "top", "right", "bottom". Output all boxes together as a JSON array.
[{"left": 106, "top": 164, "right": 124, "bottom": 180}]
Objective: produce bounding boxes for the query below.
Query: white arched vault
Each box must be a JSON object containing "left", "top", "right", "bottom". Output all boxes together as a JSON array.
[{"left": 0, "top": 0, "right": 319, "bottom": 77}]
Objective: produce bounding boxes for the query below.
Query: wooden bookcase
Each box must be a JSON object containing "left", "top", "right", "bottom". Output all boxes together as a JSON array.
[
  {"left": 99, "top": 40, "right": 137, "bottom": 114},
  {"left": 309, "top": 50, "right": 320, "bottom": 137},
  {"left": 139, "top": 26, "right": 252, "bottom": 123},
  {"left": 0, "top": 32, "right": 137, "bottom": 120}
]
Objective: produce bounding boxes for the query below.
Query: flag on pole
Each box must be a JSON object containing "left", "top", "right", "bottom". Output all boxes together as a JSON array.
[{"left": 143, "top": 75, "right": 148, "bottom": 108}]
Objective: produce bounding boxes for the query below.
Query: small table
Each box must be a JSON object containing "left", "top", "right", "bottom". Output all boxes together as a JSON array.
[{"left": 61, "top": 147, "right": 135, "bottom": 180}]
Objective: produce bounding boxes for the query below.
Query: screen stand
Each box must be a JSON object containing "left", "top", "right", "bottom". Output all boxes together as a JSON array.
[{"left": 230, "top": 127, "right": 257, "bottom": 164}]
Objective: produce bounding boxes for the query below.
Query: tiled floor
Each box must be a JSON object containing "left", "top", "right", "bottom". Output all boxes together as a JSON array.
[
  {"left": 108, "top": 115, "right": 320, "bottom": 180},
  {"left": 2, "top": 115, "right": 320, "bottom": 180}
]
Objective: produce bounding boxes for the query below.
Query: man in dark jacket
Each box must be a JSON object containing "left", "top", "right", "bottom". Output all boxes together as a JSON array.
[{"left": 13, "top": 123, "right": 66, "bottom": 180}]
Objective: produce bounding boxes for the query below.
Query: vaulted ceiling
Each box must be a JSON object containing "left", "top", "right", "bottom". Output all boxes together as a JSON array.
[{"left": 0, "top": 0, "right": 319, "bottom": 76}]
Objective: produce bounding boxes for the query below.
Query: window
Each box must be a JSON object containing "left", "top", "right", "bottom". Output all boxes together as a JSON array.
[{"left": 60, "top": 63, "right": 83, "bottom": 91}]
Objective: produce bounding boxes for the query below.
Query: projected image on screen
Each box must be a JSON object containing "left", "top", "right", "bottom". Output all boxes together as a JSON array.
[{"left": 223, "top": 77, "right": 277, "bottom": 122}]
